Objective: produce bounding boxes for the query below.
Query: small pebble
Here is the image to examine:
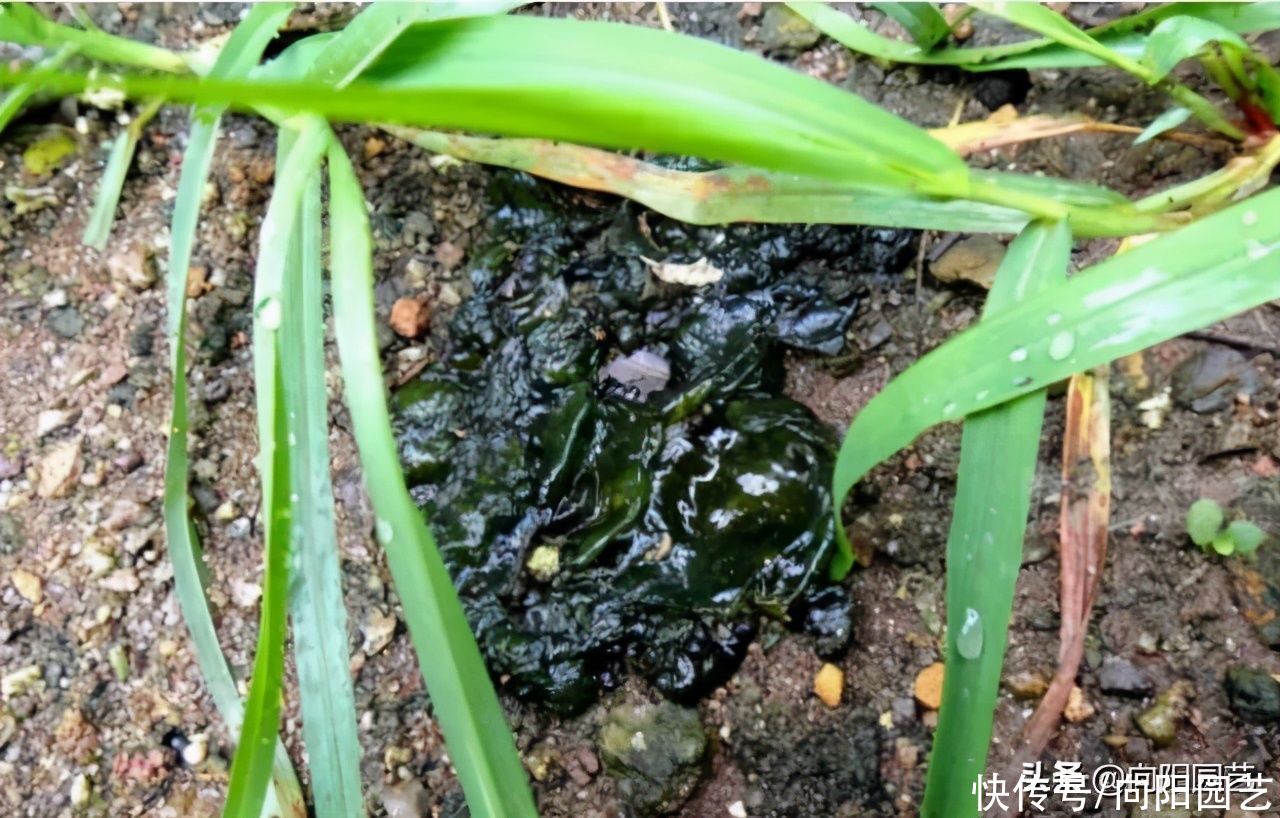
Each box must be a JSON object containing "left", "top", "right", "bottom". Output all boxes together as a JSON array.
[
  {"left": 813, "top": 662, "right": 843, "bottom": 708},
  {"left": 36, "top": 408, "right": 78, "bottom": 438},
  {"left": 213, "top": 501, "right": 238, "bottom": 522},
  {"left": 914, "top": 662, "right": 945, "bottom": 710},
  {"left": 9, "top": 569, "right": 43, "bottom": 604},
  {"left": 1004, "top": 670, "right": 1048, "bottom": 700},
  {"left": 69, "top": 773, "right": 91, "bottom": 808},
  {"left": 1063, "top": 686, "right": 1095, "bottom": 723},
  {"left": 181, "top": 733, "right": 209, "bottom": 766},
  {"left": 1, "top": 664, "right": 42, "bottom": 698},
  {"left": 106, "top": 243, "right": 156, "bottom": 290},
  {"left": 389, "top": 296, "right": 431, "bottom": 338},
  {"left": 112, "top": 451, "right": 143, "bottom": 473}
]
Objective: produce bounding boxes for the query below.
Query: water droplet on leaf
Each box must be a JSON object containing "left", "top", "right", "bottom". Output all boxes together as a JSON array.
[
  {"left": 375, "top": 518, "right": 393, "bottom": 545},
  {"left": 1046, "top": 313, "right": 1062, "bottom": 326},
  {"left": 257, "top": 296, "right": 282, "bottom": 331},
  {"left": 957, "top": 607, "right": 983, "bottom": 660},
  {"left": 1048, "top": 330, "right": 1075, "bottom": 361},
  {"left": 1009, "top": 347, "right": 1027, "bottom": 363},
  {"left": 942, "top": 401, "right": 958, "bottom": 416}
]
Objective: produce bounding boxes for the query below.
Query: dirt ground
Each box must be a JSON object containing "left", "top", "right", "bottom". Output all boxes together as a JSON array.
[{"left": 1, "top": 3, "right": 1278, "bottom": 817}]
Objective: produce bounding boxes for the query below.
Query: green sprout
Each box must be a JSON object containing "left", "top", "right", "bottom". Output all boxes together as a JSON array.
[{"left": 1186, "top": 498, "right": 1268, "bottom": 556}]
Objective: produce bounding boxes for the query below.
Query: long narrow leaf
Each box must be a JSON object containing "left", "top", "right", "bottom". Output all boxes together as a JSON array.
[
  {"left": 279, "top": 155, "right": 365, "bottom": 817},
  {"left": 82, "top": 98, "right": 161, "bottom": 250},
  {"left": 390, "top": 127, "right": 1029, "bottom": 233},
  {"left": 788, "top": 1, "right": 1280, "bottom": 72},
  {"left": 223, "top": 119, "right": 329, "bottom": 818},
  {"left": 1143, "top": 16, "right": 1247, "bottom": 80},
  {"left": 390, "top": 127, "right": 1179, "bottom": 238},
  {"left": 871, "top": 2, "right": 950, "bottom": 50},
  {"left": 970, "top": 1, "right": 1243, "bottom": 139},
  {"left": 0, "top": 2, "right": 189, "bottom": 72},
  {"left": 160, "top": 5, "right": 303, "bottom": 817},
  {"left": 831, "top": 183, "right": 1280, "bottom": 577},
  {"left": 326, "top": 139, "right": 537, "bottom": 818},
  {"left": 0, "top": 42, "right": 75, "bottom": 135},
  {"left": 307, "top": 0, "right": 521, "bottom": 89},
  {"left": 7, "top": 14, "right": 971, "bottom": 196},
  {"left": 921, "top": 221, "right": 1070, "bottom": 818}
]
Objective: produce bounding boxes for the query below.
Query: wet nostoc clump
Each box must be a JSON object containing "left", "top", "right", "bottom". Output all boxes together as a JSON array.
[{"left": 392, "top": 170, "right": 915, "bottom": 713}]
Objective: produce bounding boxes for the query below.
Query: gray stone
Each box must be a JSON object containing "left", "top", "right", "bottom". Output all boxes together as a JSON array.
[
  {"left": 1225, "top": 666, "right": 1280, "bottom": 724},
  {"left": 1171, "top": 346, "right": 1260, "bottom": 413},
  {"left": 600, "top": 701, "right": 707, "bottom": 815},
  {"left": 1098, "top": 656, "right": 1152, "bottom": 697},
  {"left": 46, "top": 305, "right": 83, "bottom": 339},
  {"left": 758, "top": 5, "right": 821, "bottom": 54}
]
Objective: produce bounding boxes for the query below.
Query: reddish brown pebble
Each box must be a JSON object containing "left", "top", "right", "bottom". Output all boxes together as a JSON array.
[
  {"left": 390, "top": 297, "right": 431, "bottom": 339},
  {"left": 435, "top": 242, "right": 464, "bottom": 271},
  {"left": 113, "top": 451, "right": 143, "bottom": 474}
]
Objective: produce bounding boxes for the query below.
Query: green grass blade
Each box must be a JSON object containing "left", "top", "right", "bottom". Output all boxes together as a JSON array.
[
  {"left": 224, "top": 118, "right": 329, "bottom": 818},
  {"left": 391, "top": 127, "right": 1030, "bottom": 232},
  {"left": 326, "top": 138, "right": 537, "bottom": 818},
  {"left": 970, "top": 1, "right": 1144, "bottom": 70},
  {"left": 920, "top": 221, "right": 1070, "bottom": 818},
  {"left": 871, "top": 2, "right": 950, "bottom": 50},
  {"left": 1135, "top": 106, "right": 1193, "bottom": 145},
  {"left": 308, "top": 0, "right": 521, "bottom": 89},
  {"left": 160, "top": 5, "right": 301, "bottom": 817},
  {"left": 10, "top": 14, "right": 970, "bottom": 196},
  {"left": 831, "top": 184, "right": 1280, "bottom": 577},
  {"left": 0, "top": 2, "right": 189, "bottom": 72},
  {"left": 279, "top": 148, "right": 365, "bottom": 817},
  {"left": 392, "top": 127, "right": 1181, "bottom": 237},
  {"left": 792, "top": 1, "right": 1280, "bottom": 72},
  {"left": 1143, "top": 16, "right": 1247, "bottom": 81},
  {"left": 0, "top": 42, "right": 76, "bottom": 135},
  {"left": 82, "top": 98, "right": 160, "bottom": 250},
  {"left": 970, "top": 1, "right": 1243, "bottom": 139}
]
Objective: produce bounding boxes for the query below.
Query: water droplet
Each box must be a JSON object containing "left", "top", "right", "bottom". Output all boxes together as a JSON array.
[
  {"left": 287, "top": 433, "right": 297, "bottom": 447},
  {"left": 257, "top": 296, "right": 282, "bottom": 331},
  {"left": 1013, "top": 375, "right": 1033, "bottom": 387},
  {"left": 956, "top": 607, "right": 983, "bottom": 660},
  {"left": 375, "top": 518, "right": 393, "bottom": 545},
  {"left": 975, "top": 389, "right": 989, "bottom": 402},
  {"left": 1243, "top": 210, "right": 1258, "bottom": 227},
  {"left": 942, "top": 401, "right": 958, "bottom": 416},
  {"left": 1048, "top": 330, "right": 1075, "bottom": 361},
  {"left": 289, "top": 493, "right": 299, "bottom": 504},
  {"left": 1045, "top": 312, "right": 1062, "bottom": 326},
  {"left": 1009, "top": 347, "right": 1028, "bottom": 363},
  {"left": 1247, "top": 239, "right": 1268, "bottom": 261}
]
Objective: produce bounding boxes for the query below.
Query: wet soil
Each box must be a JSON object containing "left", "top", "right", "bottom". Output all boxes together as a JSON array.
[{"left": 1, "top": 4, "right": 1278, "bottom": 818}]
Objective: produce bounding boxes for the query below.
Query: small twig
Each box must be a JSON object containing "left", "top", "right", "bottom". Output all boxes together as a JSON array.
[
  {"left": 654, "top": 1, "right": 674, "bottom": 32},
  {"left": 996, "top": 367, "right": 1111, "bottom": 817},
  {"left": 1186, "top": 330, "right": 1280, "bottom": 358},
  {"left": 914, "top": 230, "right": 932, "bottom": 304}
]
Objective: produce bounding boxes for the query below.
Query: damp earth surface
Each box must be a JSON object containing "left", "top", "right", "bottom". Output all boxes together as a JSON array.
[{"left": 392, "top": 170, "right": 916, "bottom": 712}]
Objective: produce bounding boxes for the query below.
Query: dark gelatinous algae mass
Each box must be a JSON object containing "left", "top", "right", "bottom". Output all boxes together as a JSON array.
[{"left": 393, "top": 170, "right": 914, "bottom": 713}]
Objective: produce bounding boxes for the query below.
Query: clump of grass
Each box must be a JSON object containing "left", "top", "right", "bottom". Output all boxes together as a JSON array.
[{"left": 3, "top": 3, "right": 1280, "bottom": 817}]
